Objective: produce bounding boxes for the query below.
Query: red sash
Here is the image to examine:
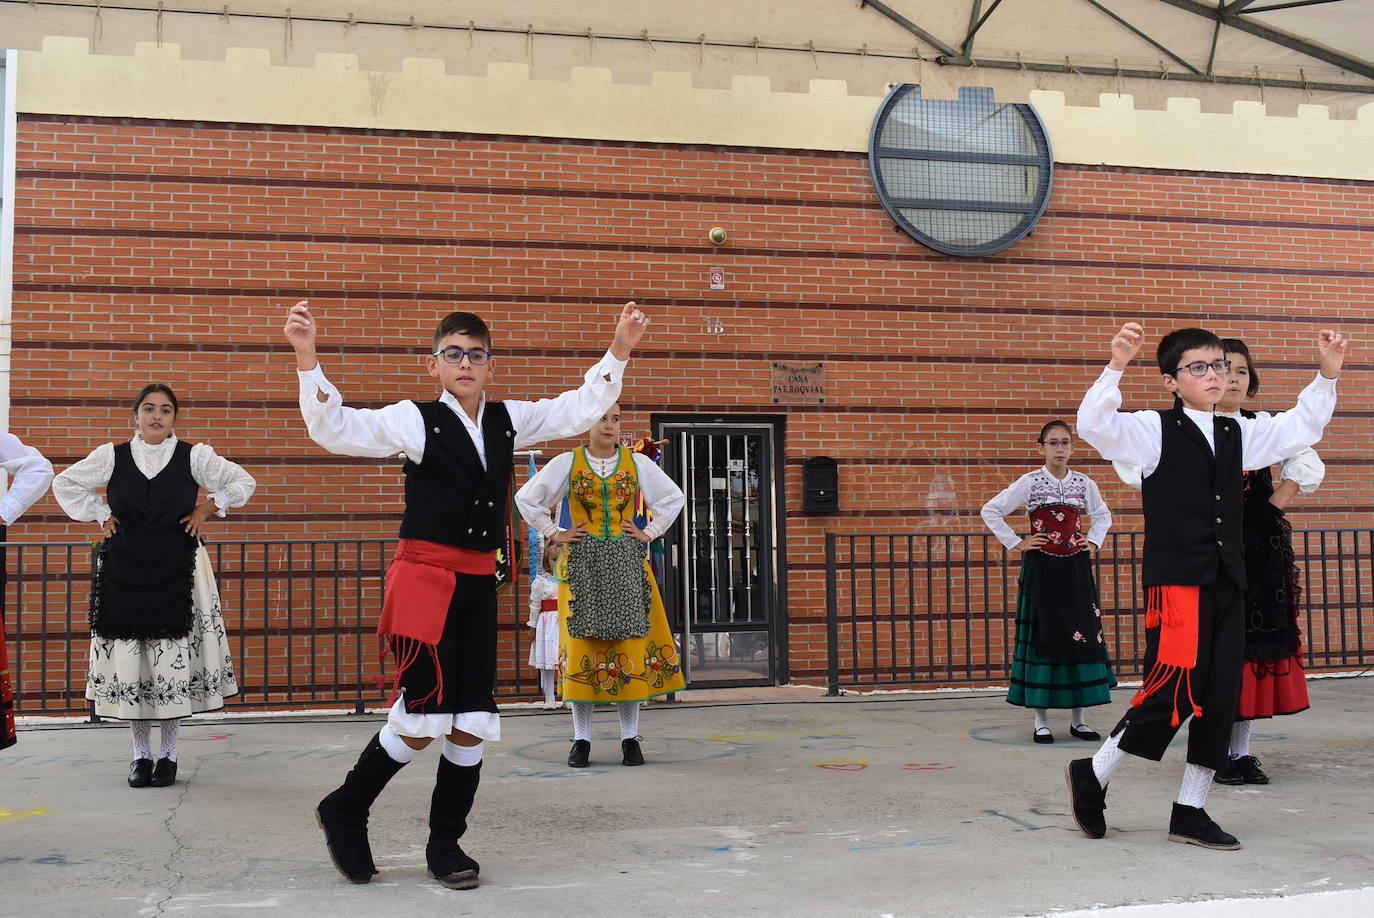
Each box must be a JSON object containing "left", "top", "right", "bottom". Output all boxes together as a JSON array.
[
  {"left": 378, "top": 538, "right": 495, "bottom": 708},
  {"left": 1131, "top": 584, "right": 1203, "bottom": 726}
]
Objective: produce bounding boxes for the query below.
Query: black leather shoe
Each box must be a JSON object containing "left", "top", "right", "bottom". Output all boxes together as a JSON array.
[
  {"left": 128, "top": 758, "right": 154, "bottom": 788},
  {"left": 150, "top": 757, "right": 178, "bottom": 787},
  {"left": 1214, "top": 757, "right": 1245, "bottom": 786},
  {"left": 567, "top": 739, "right": 590, "bottom": 768},
  {"left": 1235, "top": 755, "right": 1269, "bottom": 785},
  {"left": 621, "top": 738, "right": 645, "bottom": 766},
  {"left": 1168, "top": 803, "right": 1241, "bottom": 850},
  {"left": 1065, "top": 758, "right": 1107, "bottom": 839},
  {"left": 1069, "top": 725, "right": 1101, "bottom": 741},
  {"left": 1033, "top": 728, "right": 1054, "bottom": 744}
]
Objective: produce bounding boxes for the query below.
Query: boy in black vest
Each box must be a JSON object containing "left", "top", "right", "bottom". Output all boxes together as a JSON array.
[
  {"left": 1067, "top": 321, "right": 1346, "bottom": 850},
  {"left": 283, "top": 299, "right": 649, "bottom": 889}
]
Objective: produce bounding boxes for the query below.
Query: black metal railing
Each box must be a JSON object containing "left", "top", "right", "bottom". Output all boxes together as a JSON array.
[
  {"left": 4, "top": 538, "right": 546, "bottom": 717},
  {"left": 824, "top": 529, "right": 1374, "bottom": 696}
]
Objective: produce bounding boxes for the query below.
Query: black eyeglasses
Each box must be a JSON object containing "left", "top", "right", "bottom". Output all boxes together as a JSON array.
[
  {"left": 1174, "top": 359, "right": 1232, "bottom": 378},
  {"left": 432, "top": 346, "right": 493, "bottom": 366}
]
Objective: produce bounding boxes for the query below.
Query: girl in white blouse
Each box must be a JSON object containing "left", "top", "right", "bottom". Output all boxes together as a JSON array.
[{"left": 52, "top": 384, "right": 255, "bottom": 788}]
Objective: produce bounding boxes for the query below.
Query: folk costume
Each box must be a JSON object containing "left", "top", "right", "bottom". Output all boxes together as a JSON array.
[
  {"left": 299, "top": 352, "right": 624, "bottom": 887},
  {"left": 1117, "top": 410, "right": 1322, "bottom": 785},
  {"left": 515, "top": 444, "right": 685, "bottom": 767},
  {"left": 980, "top": 467, "right": 1115, "bottom": 740},
  {"left": 0, "top": 431, "right": 56, "bottom": 752},
  {"left": 52, "top": 434, "right": 254, "bottom": 784},
  {"left": 527, "top": 566, "right": 561, "bottom": 706},
  {"left": 1069, "top": 368, "right": 1336, "bottom": 848}
]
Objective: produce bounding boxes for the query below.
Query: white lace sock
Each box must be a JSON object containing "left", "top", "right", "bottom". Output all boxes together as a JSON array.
[
  {"left": 1230, "top": 720, "right": 1252, "bottom": 758},
  {"left": 1178, "top": 763, "right": 1215, "bottom": 808},
  {"left": 1033, "top": 708, "right": 1051, "bottom": 731},
  {"left": 130, "top": 720, "right": 153, "bottom": 761},
  {"left": 158, "top": 718, "right": 181, "bottom": 762},
  {"left": 378, "top": 724, "right": 424, "bottom": 764},
  {"left": 618, "top": 702, "right": 641, "bottom": 740},
  {"left": 1070, "top": 706, "right": 1088, "bottom": 729},
  {"left": 1091, "top": 731, "right": 1127, "bottom": 788},
  {"left": 540, "top": 670, "right": 558, "bottom": 704},
  {"left": 571, "top": 702, "right": 594, "bottom": 741}
]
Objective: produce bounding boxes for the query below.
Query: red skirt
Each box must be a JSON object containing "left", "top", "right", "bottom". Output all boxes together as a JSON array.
[{"left": 1236, "top": 653, "right": 1310, "bottom": 720}]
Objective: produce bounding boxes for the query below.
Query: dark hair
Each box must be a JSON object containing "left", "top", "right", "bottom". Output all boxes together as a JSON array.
[
  {"left": 1220, "top": 337, "right": 1260, "bottom": 396},
  {"left": 432, "top": 312, "right": 493, "bottom": 351},
  {"left": 132, "top": 383, "right": 179, "bottom": 415},
  {"left": 1156, "top": 327, "right": 1222, "bottom": 375},
  {"left": 1037, "top": 420, "right": 1072, "bottom": 444}
]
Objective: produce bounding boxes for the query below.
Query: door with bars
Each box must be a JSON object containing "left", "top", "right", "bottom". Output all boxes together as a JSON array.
[{"left": 658, "top": 424, "right": 779, "bottom": 686}]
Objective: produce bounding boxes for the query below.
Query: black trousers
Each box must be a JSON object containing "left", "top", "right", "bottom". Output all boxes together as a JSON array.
[
  {"left": 1112, "top": 575, "right": 1244, "bottom": 771},
  {"left": 395, "top": 572, "right": 500, "bottom": 716}
]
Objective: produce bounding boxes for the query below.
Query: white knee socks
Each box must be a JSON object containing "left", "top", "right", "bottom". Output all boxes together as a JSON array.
[
  {"left": 1229, "top": 720, "right": 1252, "bottom": 758},
  {"left": 1091, "top": 731, "right": 1127, "bottom": 787},
  {"left": 378, "top": 724, "right": 423, "bottom": 764},
  {"left": 618, "top": 702, "right": 640, "bottom": 740},
  {"left": 159, "top": 718, "right": 181, "bottom": 762},
  {"left": 571, "top": 702, "right": 593, "bottom": 741},
  {"left": 442, "top": 739, "right": 484, "bottom": 767},
  {"left": 1032, "top": 708, "right": 1051, "bottom": 731},
  {"left": 1178, "top": 762, "right": 1215, "bottom": 808},
  {"left": 1070, "top": 706, "right": 1088, "bottom": 729},
  {"left": 540, "top": 670, "right": 558, "bottom": 704},
  {"left": 130, "top": 720, "right": 153, "bottom": 760}
]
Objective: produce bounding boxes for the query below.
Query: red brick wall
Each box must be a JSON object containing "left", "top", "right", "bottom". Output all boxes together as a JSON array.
[{"left": 7, "top": 114, "right": 1372, "bottom": 705}]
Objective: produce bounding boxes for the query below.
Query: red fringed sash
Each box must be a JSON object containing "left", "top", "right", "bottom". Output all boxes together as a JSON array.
[
  {"left": 378, "top": 539, "right": 494, "bottom": 709},
  {"left": 1131, "top": 584, "right": 1203, "bottom": 727}
]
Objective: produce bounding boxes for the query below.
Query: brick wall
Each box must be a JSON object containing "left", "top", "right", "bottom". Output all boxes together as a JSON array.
[{"left": 7, "top": 114, "right": 1372, "bottom": 705}]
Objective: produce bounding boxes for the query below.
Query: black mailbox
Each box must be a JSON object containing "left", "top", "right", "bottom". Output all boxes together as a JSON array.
[{"left": 803, "top": 456, "right": 839, "bottom": 514}]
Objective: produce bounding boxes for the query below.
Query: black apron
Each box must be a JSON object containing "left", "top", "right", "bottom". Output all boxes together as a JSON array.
[{"left": 89, "top": 441, "right": 199, "bottom": 641}]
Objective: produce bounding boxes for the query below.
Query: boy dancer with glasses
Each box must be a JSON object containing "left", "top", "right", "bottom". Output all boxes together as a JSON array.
[
  {"left": 283, "top": 299, "right": 649, "bottom": 889},
  {"left": 1066, "top": 322, "right": 1346, "bottom": 850}
]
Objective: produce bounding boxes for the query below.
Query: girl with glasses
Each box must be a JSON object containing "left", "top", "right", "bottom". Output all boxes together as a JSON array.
[
  {"left": 52, "top": 384, "right": 255, "bottom": 787},
  {"left": 981, "top": 420, "right": 1115, "bottom": 745}
]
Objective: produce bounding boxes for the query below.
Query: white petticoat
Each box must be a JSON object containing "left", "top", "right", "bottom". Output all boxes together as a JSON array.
[
  {"left": 385, "top": 696, "right": 501, "bottom": 741},
  {"left": 528, "top": 608, "right": 560, "bottom": 670}
]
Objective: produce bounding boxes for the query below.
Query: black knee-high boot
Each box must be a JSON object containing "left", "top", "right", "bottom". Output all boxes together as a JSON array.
[
  {"left": 316, "top": 733, "right": 408, "bottom": 883},
  {"left": 426, "top": 756, "right": 482, "bottom": 889}
]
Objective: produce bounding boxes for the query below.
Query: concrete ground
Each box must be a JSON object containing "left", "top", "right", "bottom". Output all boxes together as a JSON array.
[{"left": 3, "top": 677, "right": 1372, "bottom": 918}]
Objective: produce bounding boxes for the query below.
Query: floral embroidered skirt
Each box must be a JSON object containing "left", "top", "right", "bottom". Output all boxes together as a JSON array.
[
  {"left": 1007, "top": 551, "right": 1116, "bottom": 710},
  {"left": 86, "top": 546, "right": 238, "bottom": 721},
  {"left": 559, "top": 561, "right": 684, "bottom": 702}
]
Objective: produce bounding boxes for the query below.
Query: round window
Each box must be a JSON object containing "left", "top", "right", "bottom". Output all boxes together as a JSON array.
[{"left": 869, "top": 85, "right": 1054, "bottom": 257}]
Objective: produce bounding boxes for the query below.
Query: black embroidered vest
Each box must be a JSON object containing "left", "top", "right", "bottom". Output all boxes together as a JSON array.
[
  {"left": 397, "top": 400, "right": 514, "bottom": 551},
  {"left": 1140, "top": 403, "right": 1245, "bottom": 587}
]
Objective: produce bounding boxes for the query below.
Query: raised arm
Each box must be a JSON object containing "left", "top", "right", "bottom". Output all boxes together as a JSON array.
[
  {"left": 1077, "top": 323, "right": 1165, "bottom": 470},
  {"left": 1238, "top": 331, "right": 1345, "bottom": 470},
  {"left": 507, "top": 302, "right": 649, "bottom": 447},
  {"left": 284, "top": 300, "right": 425, "bottom": 458},
  {"left": 0, "top": 430, "right": 54, "bottom": 525}
]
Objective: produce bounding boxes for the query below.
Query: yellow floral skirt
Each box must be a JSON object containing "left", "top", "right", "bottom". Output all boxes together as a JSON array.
[{"left": 559, "top": 563, "right": 685, "bottom": 702}]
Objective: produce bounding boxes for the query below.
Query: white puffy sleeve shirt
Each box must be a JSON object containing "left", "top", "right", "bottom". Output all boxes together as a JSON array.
[
  {"left": 52, "top": 436, "right": 256, "bottom": 524},
  {"left": 0, "top": 430, "right": 55, "bottom": 526},
  {"left": 516, "top": 451, "right": 685, "bottom": 542},
  {"left": 980, "top": 468, "right": 1112, "bottom": 551},
  {"left": 295, "top": 351, "right": 628, "bottom": 463}
]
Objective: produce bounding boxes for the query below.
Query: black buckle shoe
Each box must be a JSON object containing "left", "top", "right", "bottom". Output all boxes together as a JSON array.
[
  {"left": 1069, "top": 725, "right": 1101, "bottom": 741},
  {"left": 621, "top": 737, "right": 645, "bottom": 766},
  {"left": 1235, "top": 755, "right": 1269, "bottom": 785},
  {"left": 150, "top": 757, "right": 178, "bottom": 787},
  {"left": 568, "top": 739, "right": 590, "bottom": 768},
  {"left": 1065, "top": 758, "right": 1108, "bottom": 839},
  {"left": 1033, "top": 727, "right": 1055, "bottom": 744},
  {"left": 128, "top": 758, "right": 154, "bottom": 788},
  {"left": 1168, "top": 803, "right": 1241, "bottom": 850},
  {"left": 1213, "top": 757, "right": 1245, "bottom": 786}
]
